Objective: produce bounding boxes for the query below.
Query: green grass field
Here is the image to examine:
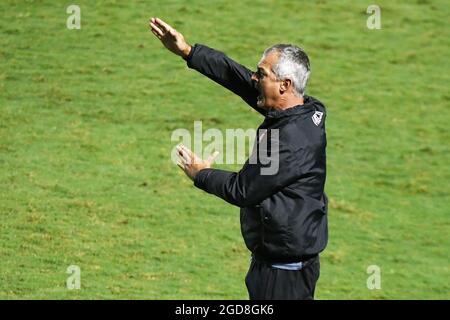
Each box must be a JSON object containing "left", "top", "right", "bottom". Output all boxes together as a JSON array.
[{"left": 1, "top": 0, "right": 449, "bottom": 299}]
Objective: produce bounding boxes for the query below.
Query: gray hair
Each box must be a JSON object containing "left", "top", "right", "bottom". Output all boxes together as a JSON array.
[{"left": 262, "top": 44, "right": 311, "bottom": 96}]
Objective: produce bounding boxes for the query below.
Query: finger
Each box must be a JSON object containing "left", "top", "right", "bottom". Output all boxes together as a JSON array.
[
  {"left": 150, "top": 22, "right": 164, "bottom": 37},
  {"left": 182, "top": 145, "right": 203, "bottom": 164},
  {"left": 155, "top": 18, "right": 172, "bottom": 32},
  {"left": 207, "top": 150, "right": 220, "bottom": 164},
  {"left": 177, "top": 161, "right": 185, "bottom": 170},
  {"left": 151, "top": 29, "right": 161, "bottom": 39},
  {"left": 177, "top": 146, "right": 192, "bottom": 163},
  {"left": 152, "top": 30, "right": 161, "bottom": 40},
  {"left": 178, "top": 151, "right": 191, "bottom": 164},
  {"left": 179, "top": 154, "right": 192, "bottom": 166},
  {"left": 181, "top": 146, "right": 198, "bottom": 164},
  {"left": 150, "top": 23, "right": 164, "bottom": 37},
  {"left": 179, "top": 144, "right": 194, "bottom": 158}
]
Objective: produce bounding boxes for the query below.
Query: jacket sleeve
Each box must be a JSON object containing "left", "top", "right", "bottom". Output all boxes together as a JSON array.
[
  {"left": 184, "top": 44, "right": 266, "bottom": 116},
  {"left": 193, "top": 141, "right": 310, "bottom": 207}
]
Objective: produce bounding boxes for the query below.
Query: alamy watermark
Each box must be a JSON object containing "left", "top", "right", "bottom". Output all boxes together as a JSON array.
[
  {"left": 66, "top": 5, "right": 81, "bottom": 30},
  {"left": 66, "top": 265, "right": 81, "bottom": 290},
  {"left": 366, "top": 265, "right": 381, "bottom": 290},
  {"left": 366, "top": 5, "right": 381, "bottom": 30},
  {"left": 171, "top": 121, "right": 280, "bottom": 175}
]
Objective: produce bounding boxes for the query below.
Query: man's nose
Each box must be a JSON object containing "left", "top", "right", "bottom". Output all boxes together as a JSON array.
[{"left": 251, "top": 72, "right": 258, "bottom": 82}]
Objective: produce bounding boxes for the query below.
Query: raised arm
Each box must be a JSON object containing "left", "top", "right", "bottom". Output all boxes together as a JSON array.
[{"left": 149, "top": 17, "right": 265, "bottom": 115}]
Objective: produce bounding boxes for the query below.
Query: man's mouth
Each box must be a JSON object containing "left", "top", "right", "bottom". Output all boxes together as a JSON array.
[
  {"left": 256, "top": 87, "right": 263, "bottom": 104},
  {"left": 257, "top": 95, "right": 263, "bottom": 104},
  {"left": 257, "top": 91, "right": 264, "bottom": 106}
]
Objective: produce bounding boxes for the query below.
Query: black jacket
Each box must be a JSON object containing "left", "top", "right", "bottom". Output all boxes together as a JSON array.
[{"left": 185, "top": 44, "right": 328, "bottom": 262}]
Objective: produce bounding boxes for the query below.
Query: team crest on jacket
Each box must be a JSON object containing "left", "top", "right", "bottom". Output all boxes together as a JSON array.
[{"left": 312, "top": 111, "right": 323, "bottom": 126}]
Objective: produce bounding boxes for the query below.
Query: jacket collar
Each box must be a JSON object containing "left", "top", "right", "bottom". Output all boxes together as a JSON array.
[{"left": 264, "top": 95, "right": 315, "bottom": 119}]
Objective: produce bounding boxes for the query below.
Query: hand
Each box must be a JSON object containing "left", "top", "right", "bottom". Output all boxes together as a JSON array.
[
  {"left": 149, "top": 17, "right": 192, "bottom": 58},
  {"left": 176, "top": 144, "right": 219, "bottom": 181}
]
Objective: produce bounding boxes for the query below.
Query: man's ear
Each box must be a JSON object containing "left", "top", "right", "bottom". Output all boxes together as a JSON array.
[{"left": 279, "top": 79, "right": 292, "bottom": 94}]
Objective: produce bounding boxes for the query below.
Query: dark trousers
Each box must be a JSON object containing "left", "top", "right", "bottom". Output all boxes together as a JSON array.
[{"left": 245, "top": 255, "right": 320, "bottom": 300}]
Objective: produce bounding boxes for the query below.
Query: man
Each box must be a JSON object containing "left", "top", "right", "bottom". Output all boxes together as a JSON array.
[{"left": 149, "top": 17, "right": 328, "bottom": 300}]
